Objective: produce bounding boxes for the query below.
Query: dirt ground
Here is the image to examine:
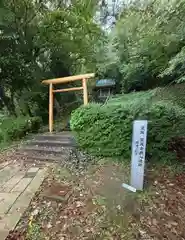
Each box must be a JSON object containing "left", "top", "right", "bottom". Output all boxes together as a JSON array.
[{"left": 4, "top": 153, "right": 185, "bottom": 240}]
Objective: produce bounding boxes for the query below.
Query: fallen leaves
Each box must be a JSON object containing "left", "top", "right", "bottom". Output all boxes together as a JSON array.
[
  {"left": 5, "top": 155, "right": 185, "bottom": 240},
  {"left": 46, "top": 223, "right": 52, "bottom": 229},
  {"left": 76, "top": 201, "right": 85, "bottom": 208},
  {"left": 6, "top": 230, "right": 26, "bottom": 240},
  {"left": 31, "top": 209, "right": 39, "bottom": 217}
]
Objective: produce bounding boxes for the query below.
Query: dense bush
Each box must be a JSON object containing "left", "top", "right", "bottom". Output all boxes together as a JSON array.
[
  {"left": 107, "top": 90, "right": 156, "bottom": 106},
  {"left": 0, "top": 116, "right": 42, "bottom": 142},
  {"left": 109, "top": 85, "right": 185, "bottom": 109},
  {"left": 71, "top": 94, "right": 185, "bottom": 161}
]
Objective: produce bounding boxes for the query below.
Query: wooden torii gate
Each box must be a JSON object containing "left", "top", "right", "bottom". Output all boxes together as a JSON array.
[{"left": 42, "top": 73, "right": 95, "bottom": 132}]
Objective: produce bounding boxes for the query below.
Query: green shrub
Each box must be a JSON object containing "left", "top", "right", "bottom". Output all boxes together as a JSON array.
[
  {"left": 71, "top": 96, "right": 185, "bottom": 161},
  {"left": 0, "top": 116, "right": 42, "bottom": 143},
  {"left": 107, "top": 89, "right": 157, "bottom": 106}
]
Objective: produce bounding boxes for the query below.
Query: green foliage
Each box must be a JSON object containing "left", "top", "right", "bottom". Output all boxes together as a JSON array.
[
  {"left": 160, "top": 47, "right": 185, "bottom": 83},
  {"left": 96, "top": 0, "right": 185, "bottom": 91},
  {"left": 27, "top": 222, "right": 44, "bottom": 240},
  {"left": 0, "top": 116, "right": 42, "bottom": 142},
  {"left": 154, "top": 84, "right": 185, "bottom": 109},
  {"left": 0, "top": 0, "right": 102, "bottom": 117},
  {"left": 107, "top": 90, "right": 157, "bottom": 105},
  {"left": 71, "top": 92, "right": 185, "bottom": 161}
]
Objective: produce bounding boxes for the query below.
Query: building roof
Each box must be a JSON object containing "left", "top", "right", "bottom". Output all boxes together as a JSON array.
[{"left": 96, "top": 79, "right": 116, "bottom": 87}]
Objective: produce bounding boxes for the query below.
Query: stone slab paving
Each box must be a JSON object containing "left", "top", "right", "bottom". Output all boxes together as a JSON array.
[{"left": 0, "top": 161, "right": 47, "bottom": 239}]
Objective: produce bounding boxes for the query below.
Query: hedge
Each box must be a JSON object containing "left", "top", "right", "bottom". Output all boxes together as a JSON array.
[
  {"left": 0, "top": 116, "right": 42, "bottom": 142},
  {"left": 70, "top": 96, "right": 185, "bottom": 161}
]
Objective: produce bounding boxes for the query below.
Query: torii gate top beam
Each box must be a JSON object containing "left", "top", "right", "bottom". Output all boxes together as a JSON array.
[{"left": 42, "top": 73, "right": 95, "bottom": 85}]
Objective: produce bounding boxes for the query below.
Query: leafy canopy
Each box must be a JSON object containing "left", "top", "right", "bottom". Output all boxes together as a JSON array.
[{"left": 96, "top": 0, "right": 185, "bottom": 92}]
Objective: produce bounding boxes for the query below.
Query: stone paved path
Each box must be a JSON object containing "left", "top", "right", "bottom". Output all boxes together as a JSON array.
[{"left": 0, "top": 160, "right": 47, "bottom": 239}]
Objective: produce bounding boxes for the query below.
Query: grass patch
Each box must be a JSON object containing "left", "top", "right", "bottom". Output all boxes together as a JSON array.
[
  {"left": 0, "top": 116, "right": 42, "bottom": 149},
  {"left": 0, "top": 116, "right": 41, "bottom": 137},
  {"left": 27, "top": 222, "right": 44, "bottom": 240}
]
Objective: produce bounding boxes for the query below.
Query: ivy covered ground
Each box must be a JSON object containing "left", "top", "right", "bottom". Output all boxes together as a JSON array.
[{"left": 5, "top": 155, "right": 185, "bottom": 240}]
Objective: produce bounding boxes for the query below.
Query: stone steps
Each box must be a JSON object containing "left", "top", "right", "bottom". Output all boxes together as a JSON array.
[
  {"left": 17, "top": 131, "right": 75, "bottom": 164},
  {"left": 15, "top": 152, "right": 66, "bottom": 163},
  {"left": 20, "top": 146, "right": 67, "bottom": 154},
  {"left": 28, "top": 140, "right": 76, "bottom": 147},
  {"left": 34, "top": 132, "right": 73, "bottom": 141}
]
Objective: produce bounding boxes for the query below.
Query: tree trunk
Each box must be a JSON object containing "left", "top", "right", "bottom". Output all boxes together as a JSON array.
[
  {"left": 9, "top": 90, "right": 17, "bottom": 116},
  {"left": 0, "top": 87, "right": 17, "bottom": 116},
  {"left": 27, "top": 104, "right": 33, "bottom": 117}
]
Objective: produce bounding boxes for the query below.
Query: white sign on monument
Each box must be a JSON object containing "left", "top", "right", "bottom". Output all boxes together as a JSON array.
[
  {"left": 131, "top": 120, "right": 148, "bottom": 190},
  {"left": 122, "top": 120, "right": 148, "bottom": 192}
]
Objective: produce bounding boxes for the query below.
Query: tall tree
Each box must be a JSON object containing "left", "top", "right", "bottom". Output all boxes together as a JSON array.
[
  {"left": 0, "top": 0, "right": 103, "bottom": 116},
  {"left": 96, "top": 0, "right": 185, "bottom": 92}
]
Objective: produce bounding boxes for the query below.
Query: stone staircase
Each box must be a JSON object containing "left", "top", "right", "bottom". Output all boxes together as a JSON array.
[{"left": 15, "top": 131, "right": 77, "bottom": 164}]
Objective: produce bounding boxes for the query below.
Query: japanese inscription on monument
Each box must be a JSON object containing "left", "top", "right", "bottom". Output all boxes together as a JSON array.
[{"left": 131, "top": 120, "right": 148, "bottom": 190}]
